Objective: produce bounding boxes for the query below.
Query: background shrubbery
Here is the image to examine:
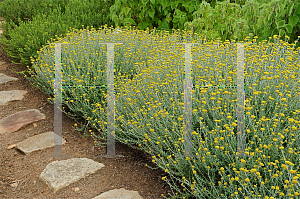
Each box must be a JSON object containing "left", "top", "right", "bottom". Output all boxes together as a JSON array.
[
  {"left": 0, "top": 0, "right": 116, "bottom": 69},
  {"left": 109, "top": 0, "right": 300, "bottom": 52}
]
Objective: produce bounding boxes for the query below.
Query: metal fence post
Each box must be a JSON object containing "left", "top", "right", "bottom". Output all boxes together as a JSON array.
[
  {"left": 96, "top": 42, "right": 124, "bottom": 158},
  {"left": 46, "top": 42, "right": 71, "bottom": 158},
  {"left": 175, "top": 42, "right": 254, "bottom": 159}
]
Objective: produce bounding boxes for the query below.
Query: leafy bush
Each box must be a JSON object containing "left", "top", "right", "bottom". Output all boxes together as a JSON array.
[
  {"left": 62, "top": 0, "right": 116, "bottom": 31},
  {"left": 183, "top": 0, "right": 300, "bottom": 51},
  {"left": 27, "top": 26, "right": 300, "bottom": 198},
  {"left": 0, "top": 6, "right": 81, "bottom": 69},
  {"left": 0, "top": 0, "right": 117, "bottom": 70},
  {"left": 108, "top": 0, "right": 202, "bottom": 36},
  {"left": 183, "top": 0, "right": 248, "bottom": 43},
  {"left": 0, "top": 0, "right": 70, "bottom": 28}
]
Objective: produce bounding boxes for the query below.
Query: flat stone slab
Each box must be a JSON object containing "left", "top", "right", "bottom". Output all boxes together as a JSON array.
[
  {"left": 0, "top": 73, "right": 18, "bottom": 85},
  {"left": 0, "top": 109, "right": 45, "bottom": 134},
  {"left": 15, "top": 131, "right": 66, "bottom": 155},
  {"left": 39, "top": 158, "right": 105, "bottom": 193},
  {"left": 92, "top": 188, "right": 143, "bottom": 199},
  {"left": 0, "top": 90, "right": 28, "bottom": 106},
  {"left": 0, "top": 18, "right": 5, "bottom": 35},
  {"left": 0, "top": 61, "right": 8, "bottom": 70}
]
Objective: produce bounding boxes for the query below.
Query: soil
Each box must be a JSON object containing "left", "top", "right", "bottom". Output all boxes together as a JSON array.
[{"left": 0, "top": 32, "right": 195, "bottom": 199}]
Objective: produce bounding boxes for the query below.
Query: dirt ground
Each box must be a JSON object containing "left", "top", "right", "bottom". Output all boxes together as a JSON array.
[{"left": 0, "top": 35, "right": 196, "bottom": 198}]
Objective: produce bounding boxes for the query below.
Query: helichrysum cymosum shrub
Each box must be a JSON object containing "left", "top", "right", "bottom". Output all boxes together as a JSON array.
[{"left": 27, "top": 25, "right": 300, "bottom": 199}]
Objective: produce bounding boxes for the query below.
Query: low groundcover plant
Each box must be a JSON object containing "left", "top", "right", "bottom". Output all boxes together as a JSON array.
[{"left": 26, "top": 25, "right": 300, "bottom": 199}]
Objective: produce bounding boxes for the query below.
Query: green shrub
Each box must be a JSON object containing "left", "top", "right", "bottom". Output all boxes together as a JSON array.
[
  {"left": 0, "top": 6, "right": 81, "bottom": 69},
  {"left": 0, "top": 0, "right": 70, "bottom": 28},
  {"left": 0, "top": 0, "right": 117, "bottom": 70},
  {"left": 183, "top": 0, "right": 300, "bottom": 51},
  {"left": 64, "top": 0, "right": 116, "bottom": 31}
]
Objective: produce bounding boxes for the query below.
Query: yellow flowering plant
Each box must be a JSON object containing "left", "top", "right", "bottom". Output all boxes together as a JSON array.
[{"left": 27, "top": 25, "right": 300, "bottom": 199}]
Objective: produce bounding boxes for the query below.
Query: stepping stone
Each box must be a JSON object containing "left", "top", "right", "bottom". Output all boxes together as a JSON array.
[
  {"left": 92, "top": 188, "right": 143, "bottom": 199},
  {"left": 15, "top": 131, "right": 66, "bottom": 155},
  {"left": 0, "top": 61, "right": 6, "bottom": 66},
  {"left": 0, "top": 61, "right": 8, "bottom": 70},
  {"left": 0, "top": 90, "right": 28, "bottom": 106},
  {"left": 0, "top": 18, "right": 5, "bottom": 28},
  {"left": 0, "top": 109, "right": 45, "bottom": 135},
  {"left": 0, "top": 18, "right": 6, "bottom": 24},
  {"left": 0, "top": 73, "right": 18, "bottom": 85},
  {"left": 39, "top": 158, "right": 105, "bottom": 193}
]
